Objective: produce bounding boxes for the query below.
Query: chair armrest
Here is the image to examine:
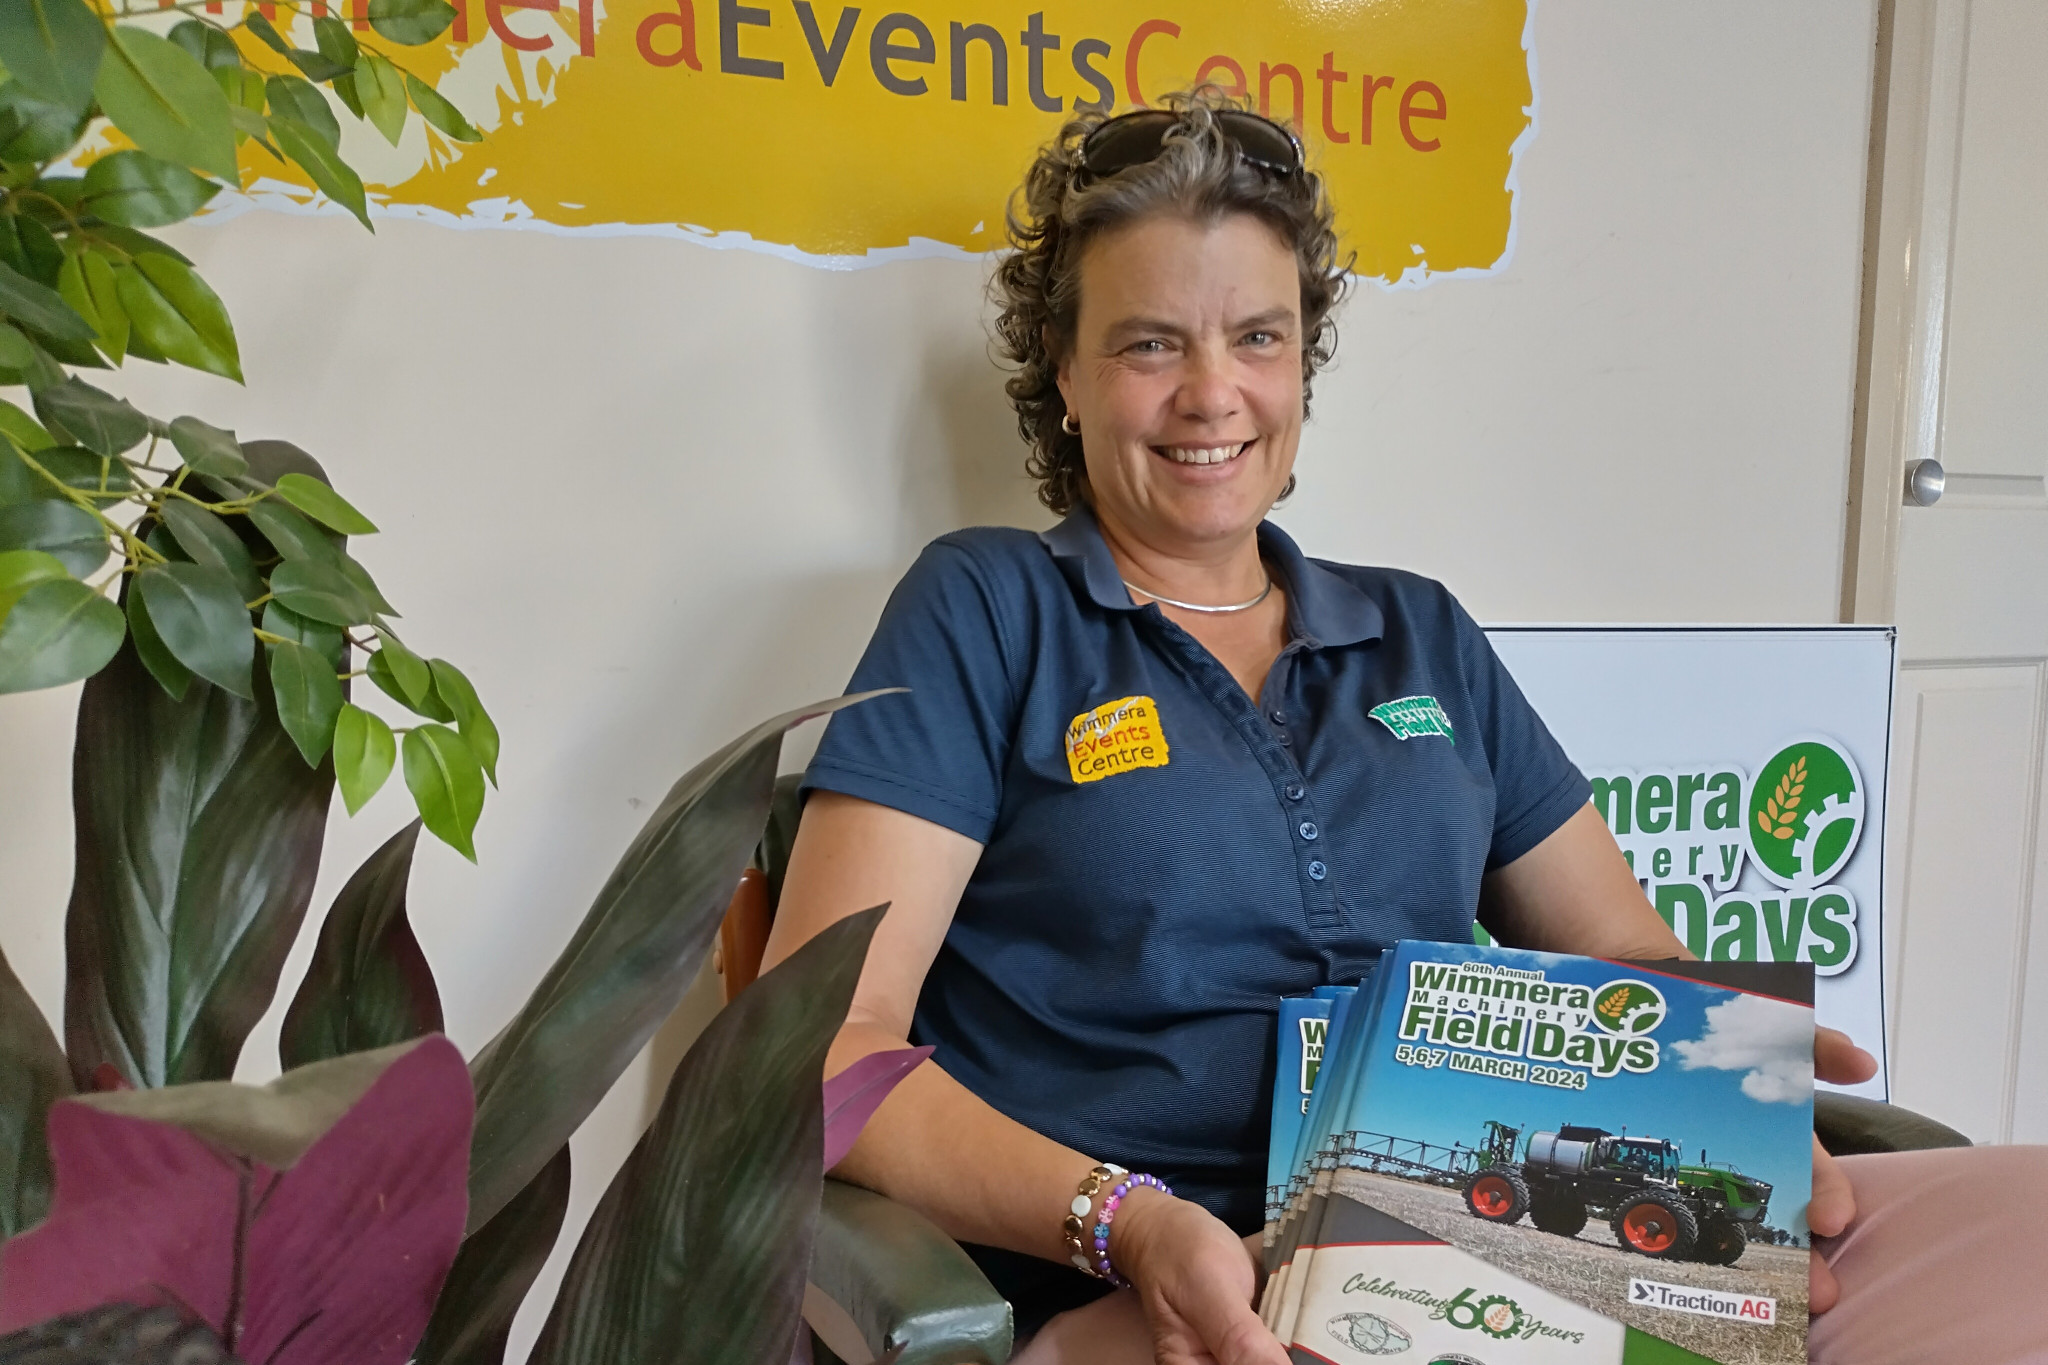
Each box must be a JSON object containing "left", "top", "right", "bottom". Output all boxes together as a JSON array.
[
  {"left": 1815, "top": 1092, "right": 1972, "bottom": 1156},
  {"left": 807, "top": 1178, "right": 1013, "bottom": 1365}
]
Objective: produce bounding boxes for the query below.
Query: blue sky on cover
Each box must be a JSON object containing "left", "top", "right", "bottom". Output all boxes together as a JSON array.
[{"left": 1324, "top": 943, "right": 1815, "bottom": 1237}]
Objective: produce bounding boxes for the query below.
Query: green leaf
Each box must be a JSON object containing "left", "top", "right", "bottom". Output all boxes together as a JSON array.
[
  {"left": 279, "top": 820, "right": 443, "bottom": 1068},
  {"left": 136, "top": 560, "right": 254, "bottom": 699},
  {"left": 93, "top": 26, "right": 240, "bottom": 183},
  {"left": 247, "top": 494, "right": 341, "bottom": 564},
  {"left": 0, "top": 399, "right": 52, "bottom": 451},
  {"left": 330, "top": 71, "right": 365, "bottom": 120},
  {"left": 333, "top": 702, "right": 395, "bottom": 815},
  {"left": 275, "top": 470, "right": 377, "bottom": 535},
  {"left": 0, "top": 323, "right": 33, "bottom": 370},
  {"left": 87, "top": 223, "right": 194, "bottom": 267},
  {"left": 270, "top": 114, "right": 370, "bottom": 231},
  {"left": 242, "top": 11, "right": 292, "bottom": 56},
  {"left": 63, "top": 640, "right": 338, "bottom": 1086},
  {"left": 368, "top": 628, "right": 431, "bottom": 709},
  {"left": 0, "top": 499, "right": 107, "bottom": 576},
  {"left": 530, "top": 908, "right": 883, "bottom": 1365},
  {"left": 81, "top": 149, "right": 221, "bottom": 228},
  {"left": 166, "top": 413, "right": 248, "bottom": 479},
  {"left": 270, "top": 555, "right": 371, "bottom": 626},
  {"left": 0, "top": 0, "right": 106, "bottom": 112},
  {"left": 168, "top": 18, "right": 244, "bottom": 71},
  {"left": 265, "top": 74, "right": 340, "bottom": 150},
  {"left": 33, "top": 378, "right": 149, "bottom": 457},
  {"left": 263, "top": 598, "right": 346, "bottom": 670},
  {"left": 0, "top": 941, "right": 72, "bottom": 1239},
  {"left": 126, "top": 577, "right": 192, "bottom": 700},
  {"left": 0, "top": 545, "right": 67, "bottom": 618},
  {"left": 0, "top": 576, "right": 123, "bottom": 692},
  {"left": 58, "top": 251, "right": 130, "bottom": 363},
  {"left": 429, "top": 657, "right": 498, "bottom": 785},
  {"left": 416, "top": 1144, "right": 571, "bottom": 1365},
  {"left": 370, "top": 0, "right": 457, "bottom": 45},
  {"left": 356, "top": 50, "right": 406, "bottom": 147},
  {"left": 0, "top": 82, "right": 92, "bottom": 163},
  {"left": 266, "top": 635, "right": 344, "bottom": 764},
  {"left": 313, "top": 16, "right": 361, "bottom": 71},
  {"left": 118, "top": 252, "right": 241, "bottom": 382},
  {"left": 402, "top": 722, "right": 483, "bottom": 860},
  {"left": 0, "top": 255, "right": 95, "bottom": 341},
  {"left": 159, "top": 499, "right": 262, "bottom": 602},
  {"left": 339, "top": 551, "right": 395, "bottom": 616},
  {"left": 405, "top": 73, "right": 482, "bottom": 143},
  {"left": 463, "top": 691, "right": 884, "bottom": 1231},
  {"left": 286, "top": 46, "right": 354, "bottom": 83}
]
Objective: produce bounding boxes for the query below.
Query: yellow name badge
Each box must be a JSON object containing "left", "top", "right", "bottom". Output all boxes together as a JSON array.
[{"left": 1066, "top": 696, "right": 1171, "bottom": 784}]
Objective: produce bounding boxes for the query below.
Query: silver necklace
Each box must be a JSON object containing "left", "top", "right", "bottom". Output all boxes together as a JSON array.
[{"left": 1121, "top": 574, "right": 1274, "bottom": 614}]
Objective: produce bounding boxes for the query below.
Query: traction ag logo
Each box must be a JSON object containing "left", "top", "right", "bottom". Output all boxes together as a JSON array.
[
  {"left": 1589, "top": 979, "right": 1667, "bottom": 1036},
  {"left": 1746, "top": 738, "right": 1864, "bottom": 891}
]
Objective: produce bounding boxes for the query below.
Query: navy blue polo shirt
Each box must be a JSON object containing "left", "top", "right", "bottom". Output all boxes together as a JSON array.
[{"left": 803, "top": 503, "right": 1587, "bottom": 1231}]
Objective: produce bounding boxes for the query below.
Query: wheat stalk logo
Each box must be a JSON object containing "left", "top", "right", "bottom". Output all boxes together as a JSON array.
[
  {"left": 1757, "top": 756, "right": 1807, "bottom": 841},
  {"left": 1597, "top": 988, "right": 1630, "bottom": 1021}
]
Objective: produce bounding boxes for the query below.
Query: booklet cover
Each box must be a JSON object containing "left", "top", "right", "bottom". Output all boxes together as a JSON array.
[
  {"left": 1270, "top": 942, "right": 1815, "bottom": 1365},
  {"left": 1270, "top": 995, "right": 1335, "bottom": 1228}
]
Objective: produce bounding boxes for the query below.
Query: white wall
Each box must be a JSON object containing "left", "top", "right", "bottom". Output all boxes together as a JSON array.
[{"left": 0, "top": 0, "right": 1876, "bottom": 1351}]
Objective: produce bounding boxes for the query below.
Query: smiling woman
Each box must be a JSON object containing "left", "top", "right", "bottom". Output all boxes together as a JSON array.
[{"left": 755, "top": 88, "right": 1712, "bottom": 1365}]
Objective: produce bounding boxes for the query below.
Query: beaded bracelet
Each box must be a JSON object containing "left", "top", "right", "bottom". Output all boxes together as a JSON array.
[
  {"left": 1062, "top": 1164, "right": 1125, "bottom": 1274},
  {"left": 1094, "top": 1172, "right": 1172, "bottom": 1288}
]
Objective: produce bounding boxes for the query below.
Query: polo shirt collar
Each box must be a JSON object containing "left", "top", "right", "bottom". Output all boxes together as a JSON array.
[{"left": 1039, "top": 502, "right": 1384, "bottom": 648}]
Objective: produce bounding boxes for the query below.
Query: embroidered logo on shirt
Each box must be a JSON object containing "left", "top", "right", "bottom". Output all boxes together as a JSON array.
[
  {"left": 1370, "top": 695, "right": 1456, "bottom": 744},
  {"left": 1065, "top": 695, "right": 1171, "bottom": 783}
]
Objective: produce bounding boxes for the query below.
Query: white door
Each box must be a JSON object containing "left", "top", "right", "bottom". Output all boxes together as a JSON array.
[{"left": 1851, "top": 0, "right": 2048, "bottom": 1143}]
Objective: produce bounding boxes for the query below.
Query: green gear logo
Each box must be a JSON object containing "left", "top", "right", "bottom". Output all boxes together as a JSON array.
[
  {"left": 1747, "top": 738, "right": 1864, "bottom": 890},
  {"left": 1590, "top": 979, "right": 1667, "bottom": 1035}
]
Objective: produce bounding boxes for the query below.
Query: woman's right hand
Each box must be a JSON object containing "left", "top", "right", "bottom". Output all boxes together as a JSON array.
[{"left": 1115, "top": 1192, "right": 1291, "bottom": 1365}]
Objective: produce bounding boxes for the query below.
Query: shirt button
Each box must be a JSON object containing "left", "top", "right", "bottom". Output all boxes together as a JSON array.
[
  {"left": 1284, "top": 783, "right": 1305, "bottom": 801},
  {"left": 1277, "top": 732, "right": 1292, "bottom": 747},
  {"left": 1269, "top": 709, "right": 1287, "bottom": 725},
  {"left": 1307, "top": 859, "right": 1327, "bottom": 881},
  {"left": 1299, "top": 821, "right": 1319, "bottom": 841}
]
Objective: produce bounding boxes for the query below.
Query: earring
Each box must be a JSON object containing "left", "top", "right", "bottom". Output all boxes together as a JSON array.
[{"left": 1061, "top": 412, "right": 1081, "bottom": 436}]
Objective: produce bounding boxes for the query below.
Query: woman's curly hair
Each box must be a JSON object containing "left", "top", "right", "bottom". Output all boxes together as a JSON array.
[{"left": 991, "top": 87, "right": 1351, "bottom": 515}]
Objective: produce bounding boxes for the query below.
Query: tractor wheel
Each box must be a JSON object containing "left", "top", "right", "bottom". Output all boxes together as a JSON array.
[
  {"left": 1695, "top": 1216, "right": 1746, "bottom": 1266},
  {"left": 1463, "top": 1168, "right": 1531, "bottom": 1224},
  {"left": 1610, "top": 1194, "right": 1698, "bottom": 1258},
  {"left": 1529, "top": 1194, "right": 1589, "bottom": 1238}
]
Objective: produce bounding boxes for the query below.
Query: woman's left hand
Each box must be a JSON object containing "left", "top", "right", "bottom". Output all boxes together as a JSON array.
[{"left": 1809, "top": 1026, "right": 1879, "bottom": 1313}]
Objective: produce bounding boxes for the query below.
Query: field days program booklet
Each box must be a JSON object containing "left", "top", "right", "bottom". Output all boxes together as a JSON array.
[{"left": 1274, "top": 942, "right": 1815, "bottom": 1365}]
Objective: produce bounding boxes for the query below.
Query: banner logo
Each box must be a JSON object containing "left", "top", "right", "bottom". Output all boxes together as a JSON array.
[
  {"left": 1746, "top": 739, "right": 1863, "bottom": 890},
  {"left": 193, "top": 1, "right": 1536, "bottom": 273},
  {"left": 1586, "top": 733, "right": 1867, "bottom": 976}
]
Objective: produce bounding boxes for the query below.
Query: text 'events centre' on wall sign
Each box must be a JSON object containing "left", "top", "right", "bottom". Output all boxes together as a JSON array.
[{"left": 200, "top": 0, "right": 1534, "bottom": 275}]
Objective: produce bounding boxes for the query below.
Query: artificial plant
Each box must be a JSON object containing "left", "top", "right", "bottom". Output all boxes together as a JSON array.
[
  {"left": 0, "top": 0, "right": 494, "bottom": 856},
  {"left": 0, "top": 7, "right": 931, "bottom": 1361}
]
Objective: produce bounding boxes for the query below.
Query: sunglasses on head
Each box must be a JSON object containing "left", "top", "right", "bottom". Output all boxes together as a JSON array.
[{"left": 1077, "top": 109, "right": 1305, "bottom": 185}]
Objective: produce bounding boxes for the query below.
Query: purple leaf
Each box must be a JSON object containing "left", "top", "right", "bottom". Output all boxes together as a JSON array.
[
  {"left": 0, "top": 1036, "right": 473, "bottom": 1365},
  {"left": 820, "top": 1046, "right": 931, "bottom": 1172}
]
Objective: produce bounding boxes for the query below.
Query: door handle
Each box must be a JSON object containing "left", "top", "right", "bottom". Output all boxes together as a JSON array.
[{"left": 1904, "top": 458, "right": 1945, "bottom": 507}]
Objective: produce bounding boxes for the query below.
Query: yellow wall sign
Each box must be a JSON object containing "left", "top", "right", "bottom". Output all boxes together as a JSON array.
[
  {"left": 1065, "top": 695, "right": 1170, "bottom": 783},
  {"left": 241, "top": 0, "right": 1533, "bottom": 277}
]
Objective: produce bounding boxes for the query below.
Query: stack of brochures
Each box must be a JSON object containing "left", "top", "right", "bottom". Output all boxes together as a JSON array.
[{"left": 1266, "top": 941, "right": 1815, "bottom": 1365}]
